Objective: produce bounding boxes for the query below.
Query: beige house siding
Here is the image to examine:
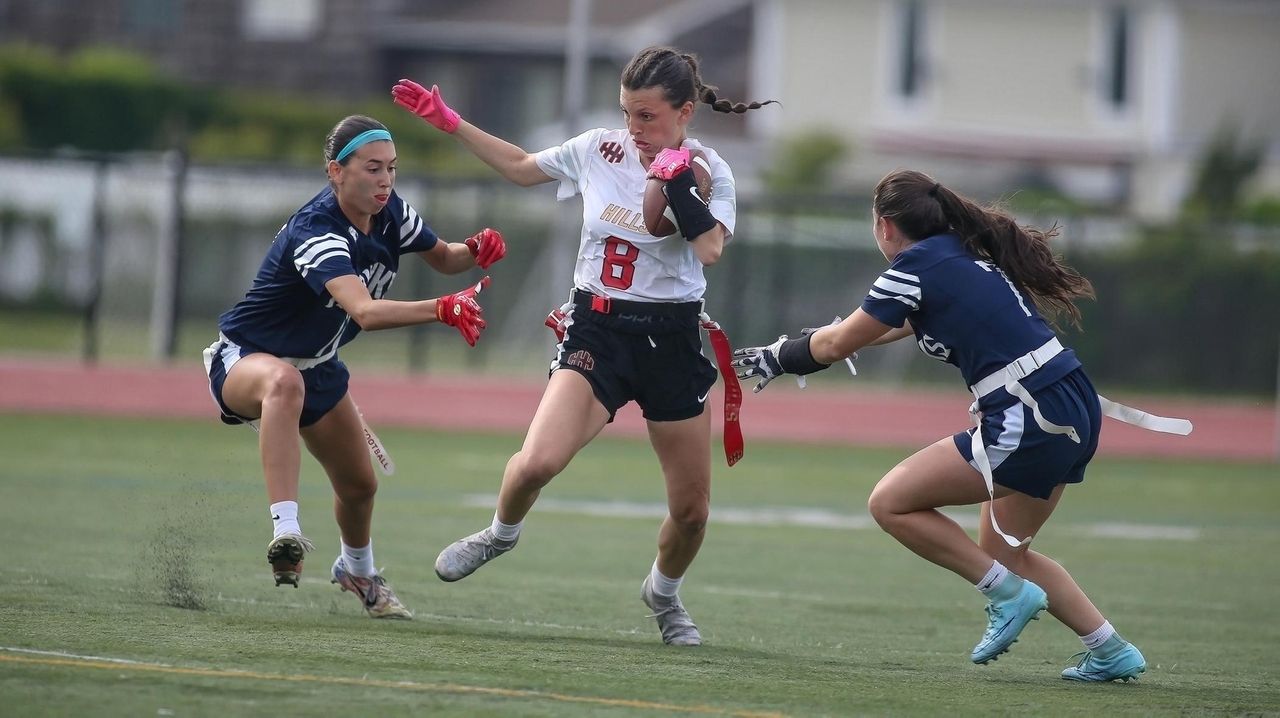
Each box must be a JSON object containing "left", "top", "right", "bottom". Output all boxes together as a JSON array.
[{"left": 771, "top": 0, "right": 1279, "bottom": 217}]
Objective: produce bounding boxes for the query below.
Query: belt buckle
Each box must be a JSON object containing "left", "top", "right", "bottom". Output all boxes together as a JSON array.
[{"left": 590, "top": 294, "right": 612, "bottom": 314}]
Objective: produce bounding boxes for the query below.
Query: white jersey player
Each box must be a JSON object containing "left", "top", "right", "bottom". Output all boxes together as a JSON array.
[{"left": 393, "top": 45, "right": 777, "bottom": 646}]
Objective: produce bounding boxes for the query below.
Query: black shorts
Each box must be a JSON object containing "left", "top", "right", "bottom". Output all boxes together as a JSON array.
[{"left": 551, "top": 291, "right": 717, "bottom": 422}]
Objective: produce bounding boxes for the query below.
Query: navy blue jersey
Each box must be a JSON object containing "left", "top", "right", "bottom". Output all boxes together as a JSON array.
[
  {"left": 219, "top": 187, "right": 437, "bottom": 358},
  {"left": 861, "top": 233, "right": 1080, "bottom": 411}
]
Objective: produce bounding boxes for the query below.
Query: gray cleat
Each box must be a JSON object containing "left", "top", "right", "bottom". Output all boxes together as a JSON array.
[
  {"left": 641, "top": 575, "right": 702, "bottom": 646},
  {"left": 434, "top": 527, "right": 517, "bottom": 582}
]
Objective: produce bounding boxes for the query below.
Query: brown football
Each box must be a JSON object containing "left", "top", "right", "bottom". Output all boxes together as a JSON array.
[{"left": 643, "top": 151, "right": 713, "bottom": 236}]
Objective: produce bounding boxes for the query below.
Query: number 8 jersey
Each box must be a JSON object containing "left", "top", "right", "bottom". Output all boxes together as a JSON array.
[{"left": 535, "top": 128, "right": 736, "bottom": 303}]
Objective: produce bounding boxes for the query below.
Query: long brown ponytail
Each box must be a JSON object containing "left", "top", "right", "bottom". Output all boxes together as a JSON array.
[{"left": 873, "top": 170, "right": 1094, "bottom": 328}]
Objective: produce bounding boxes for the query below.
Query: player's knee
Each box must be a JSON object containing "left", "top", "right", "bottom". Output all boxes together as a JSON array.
[
  {"left": 669, "top": 503, "right": 708, "bottom": 536},
  {"left": 867, "top": 484, "right": 900, "bottom": 531},
  {"left": 335, "top": 473, "right": 378, "bottom": 504},
  {"left": 262, "top": 366, "right": 305, "bottom": 408},
  {"left": 512, "top": 450, "right": 565, "bottom": 489}
]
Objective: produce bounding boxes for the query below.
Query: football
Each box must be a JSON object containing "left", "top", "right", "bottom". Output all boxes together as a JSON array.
[{"left": 643, "top": 151, "right": 713, "bottom": 236}]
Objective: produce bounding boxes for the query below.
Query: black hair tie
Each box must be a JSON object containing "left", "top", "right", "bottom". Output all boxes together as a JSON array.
[{"left": 929, "top": 182, "right": 941, "bottom": 197}]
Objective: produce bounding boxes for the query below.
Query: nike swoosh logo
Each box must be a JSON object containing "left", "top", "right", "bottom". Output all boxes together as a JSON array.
[
  {"left": 271, "top": 515, "right": 281, "bottom": 521},
  {"left": 697, "top": 391, "right": 710, "bottom": 403},
  {"left": 688, "top": 186, "right": 709, "bottom": 206}
]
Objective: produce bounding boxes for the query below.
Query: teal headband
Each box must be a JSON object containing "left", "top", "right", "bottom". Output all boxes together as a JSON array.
[{"left": 334, "top": 129, "right": 393, "bottom": 163}]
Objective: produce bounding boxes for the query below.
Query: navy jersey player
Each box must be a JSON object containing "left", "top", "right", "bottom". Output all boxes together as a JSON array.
[
  {"left": 392, "top": 47, "right": 775, "bottom": 645},
  {"left": 733, "top": 170, "right": 1189, "bottom": 681},
  {"left": 203, "top": 115, "right": 506, "bottom": 618}
]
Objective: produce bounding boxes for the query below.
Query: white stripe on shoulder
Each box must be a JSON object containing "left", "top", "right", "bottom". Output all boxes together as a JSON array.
[
  {"left": 296, "top": 248, "right": 351, "bottom": 277},
  {"left": 295, "top": 233, "right": 349, "bottom": 257},
  {"left": 873, "top": 276, "right": 923, "bottom": 300},
  {"left": 884, "top": 268, "right": 920, "bottom": 283},
  {"left": 868, "top": 288, "right": 919, "bottom": 310},
  {"left": 396, "top": 206, "right": 422, "bottom": 241},
  {"left": 294, "top": 240, "right": 350, "bottom": 273}
]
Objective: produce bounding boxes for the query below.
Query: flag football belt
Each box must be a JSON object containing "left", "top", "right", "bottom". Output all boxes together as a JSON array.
[
  {"left": 557, "top": 290, "right": 745, "bottom": 467},
  {"left": 966, "top": 336, "right": 1193, "bottom": 547}
]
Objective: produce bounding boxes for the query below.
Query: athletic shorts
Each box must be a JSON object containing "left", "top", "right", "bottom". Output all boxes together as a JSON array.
[
  {"left": 550, "top": 291, "right": 717, "bottom": 422},
  {"left": 954, "top": 368, "right": 1102, "bottom": 500},
  {"left": 203, "top": 335, "right": 349, "bottom": 429}
]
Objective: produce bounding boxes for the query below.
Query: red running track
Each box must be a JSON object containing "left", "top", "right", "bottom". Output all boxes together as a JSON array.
[{"left": 0, "top": 359, "right": 1274, "bottom": 462}]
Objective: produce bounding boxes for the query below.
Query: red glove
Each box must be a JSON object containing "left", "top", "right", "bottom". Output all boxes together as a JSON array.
[
  {"left": 436, "top": 276, "right": 491, "bottom": 346},
  {"left": 647, "top": 147, "right": 691, "bottom": 181},
  {"left": 463, "top": 228, "right": 506, "bottom": 269},
  {"left": 391, "top": 79, "right": 461, "bottom": 133}
]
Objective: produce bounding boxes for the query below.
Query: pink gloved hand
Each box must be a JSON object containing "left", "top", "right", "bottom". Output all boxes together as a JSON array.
[
  {"left": 391, "top": 79, "right": 461, "bottom": 133},
  {"left": 647, "top": 147, "right": 691, "bottom": 181}
]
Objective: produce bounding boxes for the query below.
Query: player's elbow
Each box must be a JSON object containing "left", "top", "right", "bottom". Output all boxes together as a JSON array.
[
  {"left": 348, "top": 304, "right": 383, "bottom": 331},
  {"left": 695, "top": 241, "right": 722, "bottom": 266}
]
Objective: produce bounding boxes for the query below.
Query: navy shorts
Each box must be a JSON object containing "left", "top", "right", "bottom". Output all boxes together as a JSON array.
[
  {"left": 203, "top": 335, "right": 349, "bottom": 429},
  {"left": 954, "top": 368, "right": 1102, "bottom": 500},
  {"left": 550, "top": 292, "right": 717, "bottom": 422}
]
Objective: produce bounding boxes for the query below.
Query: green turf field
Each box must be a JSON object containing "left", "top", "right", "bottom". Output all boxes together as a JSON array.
[{"left": 1, "top": 414, "right": 1277, "bottom": 716}]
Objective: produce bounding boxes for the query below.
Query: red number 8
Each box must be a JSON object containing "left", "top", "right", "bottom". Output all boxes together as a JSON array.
[{"left": 600, "top": 236, "right": 639, "bottom": 290}]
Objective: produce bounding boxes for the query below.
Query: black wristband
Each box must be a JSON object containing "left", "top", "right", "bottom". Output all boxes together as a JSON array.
[
  {"left": 662, "top": 170, "right": 717, "bottom": 240},
  {"left": 778, "top": 333, "right": 831, "bottom": 376}
]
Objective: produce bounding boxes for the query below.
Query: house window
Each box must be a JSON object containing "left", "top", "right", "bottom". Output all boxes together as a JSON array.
[
  {"left": 895, "top": 0, "right": 927, "bottom": 99},
  {"left": 1103, "top": 5, "right": 1130, "bottom": 108},
  {"left": 243, "top": 0, "right": 322, "bottom": 40}
]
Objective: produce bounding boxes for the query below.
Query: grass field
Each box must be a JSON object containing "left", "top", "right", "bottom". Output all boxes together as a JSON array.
[{"left": 1, "top": 414, "right": 1278, "bottom": 716}]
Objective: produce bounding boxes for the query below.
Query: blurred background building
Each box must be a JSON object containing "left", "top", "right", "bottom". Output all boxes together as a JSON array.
[{"left": 0, "top": 0, "right": 1278, "bottom": 399}]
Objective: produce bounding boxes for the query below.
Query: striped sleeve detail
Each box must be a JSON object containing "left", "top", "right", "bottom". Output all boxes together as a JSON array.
[
  {"left": 869, "top": 271, "right": 922, "bottom": 310},
  {"left": 400, "top": 203, "right": 423, "bottom": 248},
  {"left": 293, "top": 233, "right": 350, "bottom": 277}
]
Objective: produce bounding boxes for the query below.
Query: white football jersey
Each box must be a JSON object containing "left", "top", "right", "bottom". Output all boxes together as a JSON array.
[{"left": 535, "top": 128, "right": 736, "bottom": 303}]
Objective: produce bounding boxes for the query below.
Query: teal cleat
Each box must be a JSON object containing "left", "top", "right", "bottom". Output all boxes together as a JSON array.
[
  {"left": 970, "top": 578, "right": 1048, "bottom": 664},
  {"left": 1062, "top": 640, "right": 1146, "bottom": 682}
]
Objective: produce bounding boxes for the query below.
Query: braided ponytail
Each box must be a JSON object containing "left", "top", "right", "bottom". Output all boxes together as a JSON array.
[{"left": 622, "top": 46, "right": 778, "bottom": 114}]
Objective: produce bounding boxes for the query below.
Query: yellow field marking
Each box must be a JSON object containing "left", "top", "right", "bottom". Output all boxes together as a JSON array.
[{"left": 0, "top": 653, "right": 785, "bottom": 717}]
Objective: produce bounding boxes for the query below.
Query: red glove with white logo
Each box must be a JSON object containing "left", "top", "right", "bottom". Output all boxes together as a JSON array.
[
  {"left": 463, "top": 228, "right": 506, "bottom": 269},
  {"left": 391, "top": 79, "right": 462, "bottom": 133},
  {"left": 436, "top": 276, "right": 491, "bottom": 346},
  {"left": 647, "top": 147, "right": 691, "bottom": 181}
]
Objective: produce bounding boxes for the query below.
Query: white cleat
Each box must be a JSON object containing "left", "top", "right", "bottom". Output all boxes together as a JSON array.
[
  {"left": 434, "top": 528, "right": 517, "bottom": 582},
  {"left": 641, "top": 576, "right": 702, "bottom": 646}
]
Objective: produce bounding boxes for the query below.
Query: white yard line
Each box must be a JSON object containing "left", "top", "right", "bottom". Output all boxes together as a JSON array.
[{"left": 463, "top": 495, "right": 1201, "bottom": 540}]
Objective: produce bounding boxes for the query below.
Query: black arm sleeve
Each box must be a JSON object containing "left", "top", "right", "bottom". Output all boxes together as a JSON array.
[
  {"left": 778, "top": 333, "right": 831, "bottom": 376},
  {"left": 662, "top": 170, "right": 718, "bottom": 241}
]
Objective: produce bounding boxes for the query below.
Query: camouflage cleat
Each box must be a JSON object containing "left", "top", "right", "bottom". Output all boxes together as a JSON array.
[
  {"left": 434, "top": 527, "right": 517, "bottom": 582},
  {"left": 641, "top": 575, "right": 702, "bottom": 646},
  {"left": 1062, "top": 639, "right": 1146, "bottom": 682},
  {"left": 331, "top": 557, "right": 413, "bottom": 619},
  {"left": 266, "top": 533, "right": 314, "bottom": 587}
]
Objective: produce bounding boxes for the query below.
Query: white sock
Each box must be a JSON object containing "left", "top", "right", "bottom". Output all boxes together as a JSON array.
[
  {"left": 490, "top": 513, "right": 522, "bottom": 543},
  {"left": 341, "top": 540, "right": 376, "bottom": 578},
  {"left": 270, "top": 500, "right": 301, "bottom": 539},
  {"left": 1080, "top": 620, "right": 1116, "bottom": 650},
  {"left": 975, "top": 560, "right": 1010, "bottom": 595},
  {"left": 649, "top": 561, "right": 683, "bottom": 598}
]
